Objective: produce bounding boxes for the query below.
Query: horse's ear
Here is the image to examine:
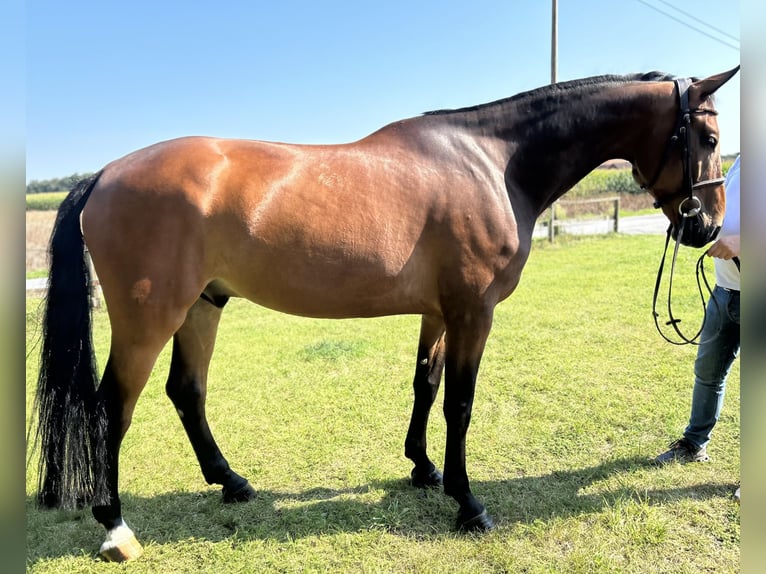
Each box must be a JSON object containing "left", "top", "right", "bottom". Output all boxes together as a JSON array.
[{"left": 691, "top": 65, "right": 740, "bottom": 101}]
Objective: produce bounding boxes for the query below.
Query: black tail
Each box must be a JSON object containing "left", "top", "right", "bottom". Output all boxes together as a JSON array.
[{"left": 33, "top": 171, "right": 110, "bottom": 509}]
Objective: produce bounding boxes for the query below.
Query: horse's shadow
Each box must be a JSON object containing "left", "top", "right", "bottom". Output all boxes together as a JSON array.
[{"left": 26, "top": 455, "right": 734, "bottom": 562}]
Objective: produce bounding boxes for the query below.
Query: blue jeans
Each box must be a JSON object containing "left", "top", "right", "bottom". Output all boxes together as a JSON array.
[{"left": 684, "top": 286, "right": 740, "bottom": 449}]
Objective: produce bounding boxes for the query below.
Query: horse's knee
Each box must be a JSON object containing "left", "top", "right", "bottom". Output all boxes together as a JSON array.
[
  {"left": 98, "top": 372, "right": 138, "bottom": 439},
  {"left": 165, "top": 373, "right": 203, "bottom": 407},
  {"left": 165, "top": 347, "right": 206, "bottom": 408}
]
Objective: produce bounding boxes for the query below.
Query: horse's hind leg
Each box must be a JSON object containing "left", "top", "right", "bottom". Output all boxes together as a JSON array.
[
  {"left": 165, "top": 296, "right": 256, "bottom": 502},
  {"left": 405, "top": 314, "right": 446, "bottom": 489},
  {"left": 92, "top": 335, "right": 173, "bottom": 561}
]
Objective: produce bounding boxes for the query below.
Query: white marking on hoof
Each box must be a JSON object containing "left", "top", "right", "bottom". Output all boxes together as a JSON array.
[{"left": 99, "top": 520, "right": 144, "bottom": 562}]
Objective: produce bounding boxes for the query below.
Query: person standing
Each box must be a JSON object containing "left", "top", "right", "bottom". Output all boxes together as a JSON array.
[{"left": 654, "top": 155, "right": 740, "bottom": 490}]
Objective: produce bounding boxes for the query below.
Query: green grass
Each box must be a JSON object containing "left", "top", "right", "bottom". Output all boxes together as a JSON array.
[
  {"left": 25, "top": 235, "right": 739, "bottom": 573},
  {"left": 619, "top": 206, "right": 657, "bottom": 217}
]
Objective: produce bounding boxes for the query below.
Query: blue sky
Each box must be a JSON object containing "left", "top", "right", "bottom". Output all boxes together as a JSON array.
[{"left": 26, "top": 0, "right": 740, "bottom": 182}]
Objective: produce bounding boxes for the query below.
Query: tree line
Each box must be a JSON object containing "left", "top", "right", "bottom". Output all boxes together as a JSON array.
[{"left": 26, "top": 173, "right": 94, "bottom": 194}]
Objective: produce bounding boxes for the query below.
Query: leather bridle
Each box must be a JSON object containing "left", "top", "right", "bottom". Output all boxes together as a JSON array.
[
  {"left": 641, "top": 78, "right": 724, "bottom": 217},
  {"left": 646, "top": 78, "right": 729, "bottom": 346}
]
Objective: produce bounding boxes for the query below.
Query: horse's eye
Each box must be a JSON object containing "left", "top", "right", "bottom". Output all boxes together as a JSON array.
[{"left": 703, "top": 134, "right": 718, "bottom": 149}]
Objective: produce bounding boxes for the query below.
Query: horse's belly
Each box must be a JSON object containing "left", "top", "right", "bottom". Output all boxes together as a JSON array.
[{"left": 218, "top": 250, "right": 440, "bottom": 319}]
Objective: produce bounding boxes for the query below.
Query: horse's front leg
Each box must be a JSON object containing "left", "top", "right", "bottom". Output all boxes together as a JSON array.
[
  {"left": 405, "top": 314, "right": 446, "bottom": 489},
  {"left": 442, "top": 309, "right": 496, "bottom": 532}
]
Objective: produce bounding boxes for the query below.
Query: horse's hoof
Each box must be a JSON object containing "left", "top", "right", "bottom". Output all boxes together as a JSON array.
[
  {"left": 222, "top": 480, "right": 257, "bottom": 503},
  {"left": 456, "top": 509, "right": 495, "bottom": 533},
  {"left": 410, "top": 467, "right": 443, "bottom": 489},
  {"left": 99, "top": 523, "right": 144, "bottom": 562}
]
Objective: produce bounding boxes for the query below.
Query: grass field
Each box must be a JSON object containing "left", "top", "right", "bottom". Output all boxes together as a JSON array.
[
  {"left": 25, "top": 234, "right": 739, "bottom": 573},
  {"left": 25, "top": 191, "right": 68, "bottom": 211}
]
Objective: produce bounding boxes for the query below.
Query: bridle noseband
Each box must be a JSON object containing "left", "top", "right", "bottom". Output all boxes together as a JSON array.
[{"left": 641, "top": 78, "right": 724, "bottom": 215}]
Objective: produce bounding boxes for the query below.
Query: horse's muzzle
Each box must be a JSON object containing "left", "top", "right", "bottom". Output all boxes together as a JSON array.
[{"left": 672, "top": 215, "right": 720, "bottom": 248}]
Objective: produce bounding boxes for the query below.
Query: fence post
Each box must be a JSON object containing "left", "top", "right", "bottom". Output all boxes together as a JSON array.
[
  {"left": 613, "top": 196, "right": 620, "bottom": 233},
  {"left": 548, "top": 203, "right": 556, "bottom": 242},
  {"left": 84, "top": 248, "right": 102, "bottom": 309}
]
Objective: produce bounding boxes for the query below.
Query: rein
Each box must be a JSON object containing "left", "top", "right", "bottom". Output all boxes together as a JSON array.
[
  {"left": 651, "top": 224, "right": 740, "bottom": 346},
  {"left": 651, "top": 224, "right": 713, "bottom": 345}
]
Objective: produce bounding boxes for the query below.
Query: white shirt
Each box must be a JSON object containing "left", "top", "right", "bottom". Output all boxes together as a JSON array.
[{"left": 714, "top": 155, "right": 740, "bottom": 291}]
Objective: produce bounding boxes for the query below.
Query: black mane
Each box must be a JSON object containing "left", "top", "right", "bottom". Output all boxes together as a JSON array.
[{"left": 422, "top": 72, "right": 678, "bottom": 117}]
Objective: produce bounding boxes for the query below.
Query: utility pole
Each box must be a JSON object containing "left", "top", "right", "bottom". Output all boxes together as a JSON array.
[
  {"left": 551, "top": 0, "right": 558, "bottom": 84},
  {"left": 548, "top": 0, "right": 559, "bottom": 242}
]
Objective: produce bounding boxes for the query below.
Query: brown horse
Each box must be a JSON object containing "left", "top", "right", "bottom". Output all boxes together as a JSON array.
[{"left": 33, "top": 67, "right": 738, "bottom": 561}]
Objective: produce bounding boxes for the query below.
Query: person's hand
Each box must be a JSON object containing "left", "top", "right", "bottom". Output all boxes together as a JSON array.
[{"left": 706, "top": 235, "right": 740, "bottom": 259}]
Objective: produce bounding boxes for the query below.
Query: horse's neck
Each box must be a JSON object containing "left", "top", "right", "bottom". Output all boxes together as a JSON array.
[{"left": 485, "top": 86, "right": 669, "bottom": 213}]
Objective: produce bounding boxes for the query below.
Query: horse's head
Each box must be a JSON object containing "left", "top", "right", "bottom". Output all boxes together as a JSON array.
[{"left": 632, "top": 66, "right": 739, "bottom": 248}]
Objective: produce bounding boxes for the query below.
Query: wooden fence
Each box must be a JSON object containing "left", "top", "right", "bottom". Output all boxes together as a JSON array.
[{"left": 535, "top": 196, "right": 620, "bottom": 242}]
